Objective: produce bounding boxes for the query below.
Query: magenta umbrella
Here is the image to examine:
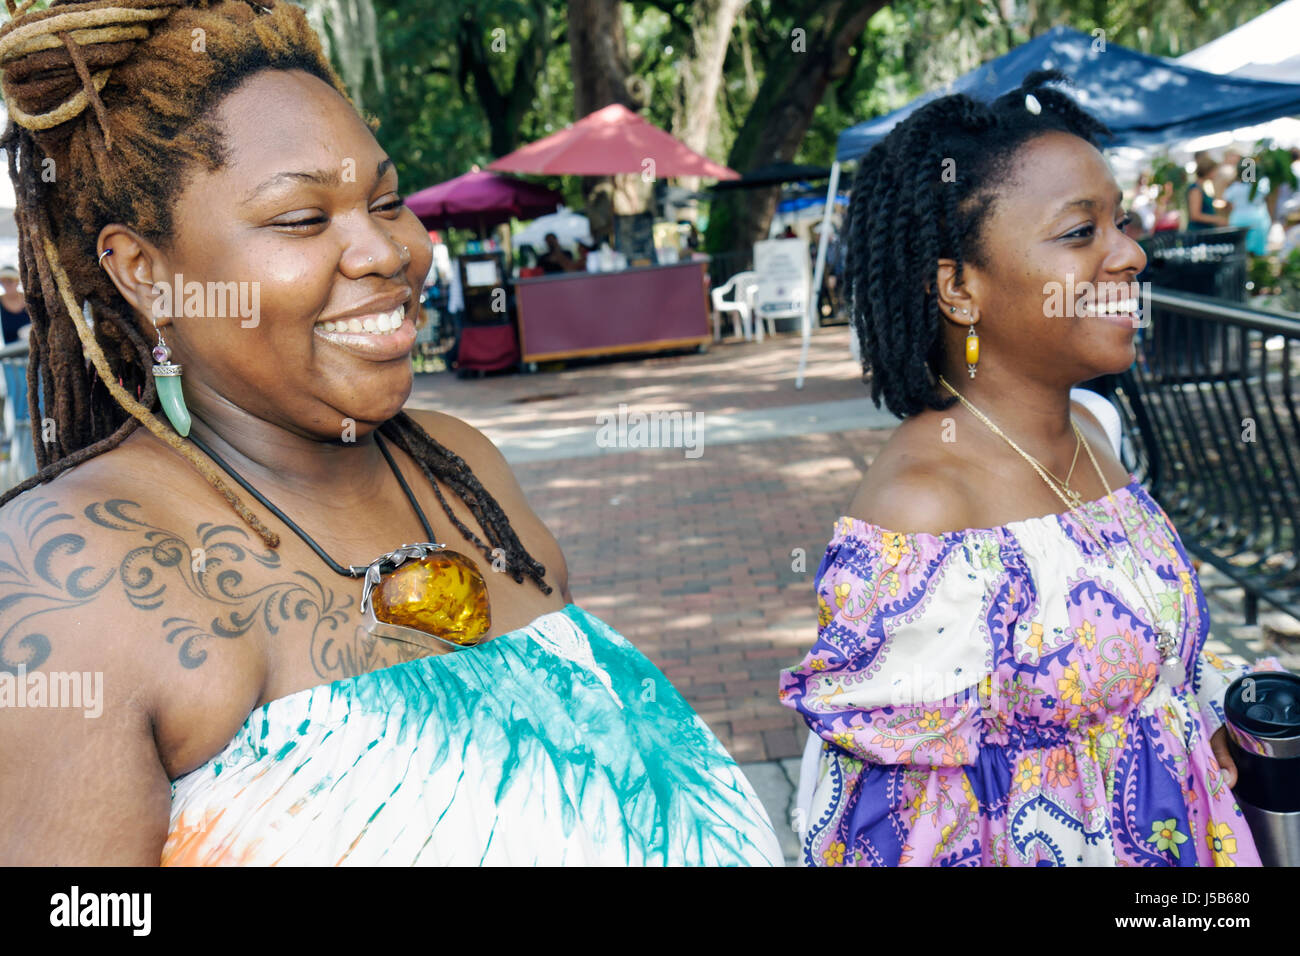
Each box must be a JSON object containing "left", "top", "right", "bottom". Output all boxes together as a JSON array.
[{"left": 405, "top": 169, "right": 563, "bottom": 233}]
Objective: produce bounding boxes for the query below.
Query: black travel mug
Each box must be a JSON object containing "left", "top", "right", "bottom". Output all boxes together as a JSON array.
[{"left": 1224, "top": 670, "right": 1300, "bottom": 867}]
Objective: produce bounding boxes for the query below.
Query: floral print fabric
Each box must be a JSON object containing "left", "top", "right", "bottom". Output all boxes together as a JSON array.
[{"left": 780, "top": 478, "right": 1271, "bottom": 867}]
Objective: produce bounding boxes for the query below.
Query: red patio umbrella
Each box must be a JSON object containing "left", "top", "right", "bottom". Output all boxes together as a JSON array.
[
  {"left": 405, "top": 169, "right": 563, "bottom": 232},
  {"left": 487, "top": 103, "right": 739, "bottom": 179}
]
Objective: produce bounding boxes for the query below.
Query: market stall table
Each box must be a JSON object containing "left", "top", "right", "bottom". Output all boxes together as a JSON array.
[{"left": 514, "top": 260, "right": 711, "bottom": 363}]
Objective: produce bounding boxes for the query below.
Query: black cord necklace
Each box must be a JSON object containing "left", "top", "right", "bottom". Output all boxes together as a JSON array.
[{"left": 187, "top": 430, "right": 437, "bottom": 578}]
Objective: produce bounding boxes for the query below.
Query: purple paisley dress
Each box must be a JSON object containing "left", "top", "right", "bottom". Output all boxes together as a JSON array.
[{"left": 780, "top": 477, "right": 1272, "bottom": 867}]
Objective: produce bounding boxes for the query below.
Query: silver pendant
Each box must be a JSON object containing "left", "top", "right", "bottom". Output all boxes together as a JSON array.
[
  {"left": 1153, "top": 626, "right": 1184, "bottom": 687},
  {"left": 1159, "top": 655, "right": 1186, "bottom": 687}
]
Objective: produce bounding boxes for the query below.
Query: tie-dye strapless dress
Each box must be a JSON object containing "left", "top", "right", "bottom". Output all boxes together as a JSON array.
[{"left": 162, "top": 604, "right": 783, "bottom": 866}]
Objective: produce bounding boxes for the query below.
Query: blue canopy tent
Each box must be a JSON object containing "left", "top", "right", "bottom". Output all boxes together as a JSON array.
[{"left": 797, "top": 25, "right": 1300, "bottom": 386}]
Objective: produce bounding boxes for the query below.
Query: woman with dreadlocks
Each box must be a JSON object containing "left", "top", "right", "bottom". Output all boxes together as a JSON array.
[
  {"left": 779, "top": 72, "right": 1274, "bottom": 866},
  {"left": 0, "top": 0, "right": 781, "bottom": 866}
]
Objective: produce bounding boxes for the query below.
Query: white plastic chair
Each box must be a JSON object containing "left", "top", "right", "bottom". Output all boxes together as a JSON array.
[
  {"left": 753, "top": 301, "right": 777, "bottom": 343},
  {"left": 710, "top": 271, "right": 759, "bottom": 341}
]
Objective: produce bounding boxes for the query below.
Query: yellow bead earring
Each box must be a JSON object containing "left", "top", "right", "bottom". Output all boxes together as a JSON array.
[
  {"left": 948, "top": 304, "right": 980, "bottom": 377},
  {"left": 964, "top": 323, "right": 980, "bottom": 378}
]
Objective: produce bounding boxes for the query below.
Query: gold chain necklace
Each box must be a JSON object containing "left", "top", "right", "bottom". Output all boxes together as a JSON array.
[
  {"left": 938, "top": 378, "right": 1086, "bottom": 505},
  {"left": 938, "top": 376, "right": 1186, "bottom": 686},
  {"left": 1074, "top": 427, "right": 1187, "bottom": 686},
  {"left": 1046, "top": 428, "right": 1082, "bottom": 491}
]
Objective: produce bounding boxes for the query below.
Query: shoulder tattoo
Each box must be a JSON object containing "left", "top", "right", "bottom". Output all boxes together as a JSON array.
[{"left": 1, "top": 496, "right": 355, "bottom": 673}]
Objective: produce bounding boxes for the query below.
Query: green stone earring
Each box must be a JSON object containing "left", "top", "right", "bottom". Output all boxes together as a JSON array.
[{"left": 150, "top": 324, "right": 191, "bottom": 437}]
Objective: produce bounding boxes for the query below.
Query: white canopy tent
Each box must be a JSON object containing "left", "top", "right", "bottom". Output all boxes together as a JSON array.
[
  {"left": 1173, "top": 0, "right": 1300, "bottom": 155},
  {"left": 1176, "top": 0, "right": 1300, "bottom": 83}
]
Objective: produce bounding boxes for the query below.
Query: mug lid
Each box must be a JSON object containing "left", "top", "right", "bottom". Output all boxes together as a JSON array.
[{"left": 1225, "top": 671, "right": 1300, "bottom": 740}]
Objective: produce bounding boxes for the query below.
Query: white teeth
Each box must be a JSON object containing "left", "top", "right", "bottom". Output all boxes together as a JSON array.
[
  {"left": 316, "top": 305, "right": 407, "bottom": 334},
  {"left": 1079, "top": 298, "right": 1138, "bottom": 317}
]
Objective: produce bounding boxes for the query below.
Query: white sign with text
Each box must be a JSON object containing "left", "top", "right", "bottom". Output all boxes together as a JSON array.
[{"left": 752, "top": 237, "right": 810, "bottom": 320}]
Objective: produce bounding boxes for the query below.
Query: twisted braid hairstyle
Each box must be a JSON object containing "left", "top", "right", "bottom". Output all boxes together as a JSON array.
[
  {"left": 844, "top": 69, "right": 1111, "bottom": 419},
  {"left": 0, "top": 0, "right": 551, "bottom": 595}
]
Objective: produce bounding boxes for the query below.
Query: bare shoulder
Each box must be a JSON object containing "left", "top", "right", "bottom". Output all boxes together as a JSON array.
[
  {"left": 0, "top": 438, "right": 269, "bottom": 723},
  {"left": 404, "top": 407, "right": 511, "bottom": 476},
  {"left": 0, "top": 477, "right": 175, "bottom": 863},
  {"left": 0, "top": 448, "right": 207, "bottom": 681},
  {"left": 845, "top": 418, "right": 977, "bottom": 535}
]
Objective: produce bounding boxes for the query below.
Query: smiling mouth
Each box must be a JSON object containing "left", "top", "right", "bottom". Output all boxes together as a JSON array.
[
  {"left": 1077, "top": 297, "right": 1140, "bottom": 321},
  {"left": 315, "top": 305, "right": 407, "bottom": 335}
]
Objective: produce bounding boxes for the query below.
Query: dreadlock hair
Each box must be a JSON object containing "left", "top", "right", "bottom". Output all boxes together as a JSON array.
[
  {"left": 0, "top": 0, "right": 551, "bottom": 595},
  {"left": 844, "top": 69, "right": 1111, "bottom": 420}
]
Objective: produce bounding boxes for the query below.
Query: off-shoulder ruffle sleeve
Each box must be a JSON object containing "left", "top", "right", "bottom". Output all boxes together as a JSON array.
[{"left": 779, "top": 518, "right": 1026, "bottom": 768}]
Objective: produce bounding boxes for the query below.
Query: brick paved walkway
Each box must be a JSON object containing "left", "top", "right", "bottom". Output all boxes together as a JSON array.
[{"left": 409, "top": 327, "right": 885, "bottom": 762}]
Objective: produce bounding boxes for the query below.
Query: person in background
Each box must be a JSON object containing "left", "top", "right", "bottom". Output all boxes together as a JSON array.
[
  {"left": 811, "top": 224, "right": 842, "bottom": 319},
  {"left": 0, "top": 265, "right": 30, "bottom": 345},
  {"left": 1153, "top": 180, "right": 1182, "bottom": 232},
  {"left": 537, "top": 232, "right": 581, "bottom": 273},
  {"left": 1222, "top": 153, "right": 1272, "bottom": 256},
  {"left": 1215, "top": 150, "right": 1242, "bottom": 198},
  {"left": 1187, "top": 152, "right": 1229, "bottom": 230},
  {"left": 1271, "top": 147, "right": 1300, "bottom": 225},
  {"left": 680, "top": 221, "right": 701, "bottom": 252},
  {"left": 1128, "top": 171, "right": 1157, "bottom": 238},
  {"left": 1282, "top": 217, "right": 1300, "bottom": 257}
]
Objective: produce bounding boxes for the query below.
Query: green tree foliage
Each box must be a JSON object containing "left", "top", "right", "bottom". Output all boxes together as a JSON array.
[
  {"left": 304, "top": 0, "right": 1285, "bottom": 241},
  {"left": 356, "top": 0, "right": 573, "bottom": 198}
]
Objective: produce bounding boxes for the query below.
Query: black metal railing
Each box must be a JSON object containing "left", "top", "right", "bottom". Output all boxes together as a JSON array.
[
  {"left": 1139, "top": 226, "right": 1249, "bottom": 304},
  {"left": 1101, "top": 289, "right": 1300, "bottom": 622}
]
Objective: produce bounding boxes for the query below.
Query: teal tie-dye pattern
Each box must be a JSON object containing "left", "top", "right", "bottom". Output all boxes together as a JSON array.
[{"left": 162, "top": 605, "right": 783, "bottom": 866}]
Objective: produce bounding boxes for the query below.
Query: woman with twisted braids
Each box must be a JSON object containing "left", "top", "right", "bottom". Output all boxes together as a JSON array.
[
  {"left": 0, "top": 0, "right": 781, "bottom": 866},
  {"left": 779, "top": 72, "right": 1277, "bottom": 866}
]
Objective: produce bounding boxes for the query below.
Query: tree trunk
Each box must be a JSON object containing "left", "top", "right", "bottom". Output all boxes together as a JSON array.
[
  {"left": 705, "top": 0, "right": 886, "bottom": 258},
  {"left": 675, "top": 0, "right": 750, "bottom": 195},
  {"left": 457, "top": 5, "right": 551, "bottom": 159},
  {"left": 568, "top": 0, "right": 637, "bottom": 118},
  {"left": 567, "top": 0, "right": 640, "bottom": 242}
]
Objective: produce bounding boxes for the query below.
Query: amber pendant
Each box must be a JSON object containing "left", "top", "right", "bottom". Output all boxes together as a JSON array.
[{"left": 356, "top": 543, "right": 491, "bottom": 652}]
